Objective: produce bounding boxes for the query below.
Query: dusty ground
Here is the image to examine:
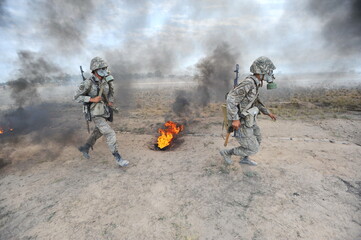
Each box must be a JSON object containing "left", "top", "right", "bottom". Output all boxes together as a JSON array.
[{"left": 0, "top": 84, "right": 361, "bottom": 240}]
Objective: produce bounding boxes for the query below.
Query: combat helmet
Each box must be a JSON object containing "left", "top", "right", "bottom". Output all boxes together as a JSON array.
[
  {"left": 250, "top": 56, "right": 276, "bottom": 75},
  {"left": 90, "top": 57, "right": 108, "bottom": 71}
]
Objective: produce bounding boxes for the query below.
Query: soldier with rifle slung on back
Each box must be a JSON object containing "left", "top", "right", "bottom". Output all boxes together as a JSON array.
[
  {"left": 74, "top": 57, "right": 129, "bottom": 167},
  {"left": 220, "top": 57, "right": 277, "bottom": 166}
]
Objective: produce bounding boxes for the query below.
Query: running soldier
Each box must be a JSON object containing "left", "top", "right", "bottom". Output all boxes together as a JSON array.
[
  {"left": 220, "top": 56, "right": 277, "bottom": 166},
  {"left": 74, "top": 57, "right": 129, "bottom": 167}
]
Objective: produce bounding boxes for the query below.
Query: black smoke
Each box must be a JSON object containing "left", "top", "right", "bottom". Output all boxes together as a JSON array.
[
  {"left": 172, "top": 42, "right": 240, "bottom": 116},
  {"left": 195, "top": 42, "right": 238, "bottom": 105},
  {"left": 172, "top": 90, "right": 191, "bottom": 117},
  {"left": 0, "top": 105, "right": 51, "bottom": 137},
  {"left": 307, "top": 0, "right": 361, "bottom": 54},
  {"left": 1, "top": 51, "right": 81, "bottom": 159},
  {"left": 7, "top": 51, "right": 62, "bottom": 107}
]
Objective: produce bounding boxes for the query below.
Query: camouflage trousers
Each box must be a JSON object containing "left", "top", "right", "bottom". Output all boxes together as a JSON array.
[
  {"left": 232, "top": 123, "right": 261, "bottom": 157},
  {"left": 86, "top": 117, "right": 118, "bottom": 154}
]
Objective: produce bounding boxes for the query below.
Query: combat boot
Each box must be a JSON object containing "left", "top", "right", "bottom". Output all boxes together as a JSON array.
[
  {"left": 219, "top": 149, "right": 233, "bottom": 165},
  {"left": 113, "top": 152, "right": 129, "bottom": 167},
  {"left": 239, "top": 156, "right": 257, "bottom": 166},
  {"left": 78, "top": 144, "right": 91, "bottom": 159}
]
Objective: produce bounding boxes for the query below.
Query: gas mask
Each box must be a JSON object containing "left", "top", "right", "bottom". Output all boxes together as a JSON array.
[
  {"left": 97, "top": 68, "right": 108, "bottom": 77},
  {"left": 264, "top": 70, "right": 277, "bottom": 90}
]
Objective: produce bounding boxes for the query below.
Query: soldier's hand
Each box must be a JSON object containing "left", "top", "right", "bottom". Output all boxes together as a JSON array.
[
  {"left": 232, "top": 120, "right": 241, "bottom": 130},
  {"left": 108, "top": 102, "right": 114, "bottom": 107},
  {"left": 90, "top": 96, "right": 102, "bottom": 103},
  {"left": 269, "top": 113, "right": 277, "bottom": 121}
]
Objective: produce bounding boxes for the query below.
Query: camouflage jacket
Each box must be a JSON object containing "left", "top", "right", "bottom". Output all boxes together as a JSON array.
[
  {"left": 74, "top": 74, "right": 114, "bottom": 103},
  {"left": 226, "top": 75, "right": 269, "bottom": 121},
  {"left": 73, "top": 75, "right": 115, "bottom": 117}
]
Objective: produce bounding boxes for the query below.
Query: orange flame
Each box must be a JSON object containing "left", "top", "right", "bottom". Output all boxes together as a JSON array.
[
  {"left": 0, "top": 127, "right": 14, "bottom": 134},
  {"left": 157, "top": 121, "right": 184, "bottom": 149}
]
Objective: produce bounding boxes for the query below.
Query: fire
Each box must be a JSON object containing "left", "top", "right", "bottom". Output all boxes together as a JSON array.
[
  {"left": 0, "top": 127, "right": 14, "bottom": 135},
  {"left": 157, "top": 121, "right": 184, "bottom": 149}
]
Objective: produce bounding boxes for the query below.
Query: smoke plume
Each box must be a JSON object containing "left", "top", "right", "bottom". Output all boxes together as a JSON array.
[
  {"left": 31, "top": 0, "right": 96, "bottom": 53},
  {"left": 307, "top": 0, "right": 361, "bottom": 54},
  {"left": 7, "top": 51, "right": 62, "bottom": 107},
  {"left": 0, "top": 0, "right": 7, "bottom": 26},
  {"left": 1, "top": 51, "right": 81, "bottom": 159},
  {"left": 195, "top": 42, "right": 238, "bottom": 106},
  {"left": 172, "top": 90, "right": 191, "bottom": 117},
  {"left": 171, "top": 42, "right": 240, "bottom": 117}
]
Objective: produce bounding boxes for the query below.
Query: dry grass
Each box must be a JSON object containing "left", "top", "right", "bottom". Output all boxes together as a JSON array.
[
  {"left": 113, "top": 86, "right": 361, "bottom": 127},
  {"left": 263, "top": 87, "right": 361, "bottom": 120}
]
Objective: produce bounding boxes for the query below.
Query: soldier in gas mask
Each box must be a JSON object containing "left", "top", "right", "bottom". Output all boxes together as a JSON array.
[
  {"left": 74, "top": 57, "right": 129, "bottom": 167},
  {"left": 220, "top": 56, "right": 277, "bottom": 166}
]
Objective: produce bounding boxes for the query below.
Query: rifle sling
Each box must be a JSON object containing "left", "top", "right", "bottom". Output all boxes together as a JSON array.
[{"left": 90, "top": 80, "right": 107, "bottom": 110}]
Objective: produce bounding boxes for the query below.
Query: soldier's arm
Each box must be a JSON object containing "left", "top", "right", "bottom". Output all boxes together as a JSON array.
[
  {"left": 107, "top": 80, "right": 115, "bottom": 103},
  {"left": 73, "top": 79, "right": 92, "bottom": 103},
  {"left": 226, "top": 82, "right": 252, "bottom": 120},
  {"left": 255, "top": 98, "right": 277, "bottom": 120},
  {"left": 255, "top": 98, "right": 270, "bottom": 115}
]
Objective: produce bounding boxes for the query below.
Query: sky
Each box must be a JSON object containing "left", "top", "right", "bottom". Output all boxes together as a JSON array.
[{"left": 0, "top": 0, "right": 360, "bottom": 83}]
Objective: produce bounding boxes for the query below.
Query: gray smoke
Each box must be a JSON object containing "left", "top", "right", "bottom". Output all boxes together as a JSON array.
[
  {"left": 307, "top": 0, "right": 361, "bottom": 54},
  {"left": 195, "top": 42, "right": 239, "bottom": 106},
  {"left": 172, "top": 90, "right": 191, "bottom": 117},
  {"left": 8, "top": 51, "right": 62, "bottom": 107},
  {"left": 30, "top": 0, "right": 96, "bottom": 53},
  {"left": 172, "top": 42, "right": 240, "bottom": 116},
  {"left": 0, "top": 0, "right": 6, "bottom": 26},
  {"left": 1, "top": 51, "right": 80, "bottom": 157}
]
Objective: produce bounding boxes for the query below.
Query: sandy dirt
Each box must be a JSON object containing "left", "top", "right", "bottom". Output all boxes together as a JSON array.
[{"left": 0, "top": 85, "right": 360, "bottom": 240}]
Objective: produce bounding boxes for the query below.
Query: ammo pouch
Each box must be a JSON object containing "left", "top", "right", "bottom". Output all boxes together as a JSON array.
[
  {"left": 240, "top": 106, "right": 259, "bottom": 127},
  {"left": 107, "top": 107, "right": 113, "bottom": 122},
  {"left": 90, "top": 102, "right": 109, "bottom": 117}
]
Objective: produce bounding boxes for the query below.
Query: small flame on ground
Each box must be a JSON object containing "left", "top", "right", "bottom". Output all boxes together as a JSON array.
[
  {"left": 0, "top": 127, "right": 14, "bottom": 135},
  {"left": 157, "top": 121, "right": 184, "bottom": 149}
]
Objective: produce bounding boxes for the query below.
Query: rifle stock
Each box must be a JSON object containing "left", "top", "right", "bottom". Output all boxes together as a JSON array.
[{"left": 224, "top": 126, "right": 234, "bottom": 147}]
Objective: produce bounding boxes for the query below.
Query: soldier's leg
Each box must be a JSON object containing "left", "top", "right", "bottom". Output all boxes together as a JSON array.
[
  {"left": 234, "top": 125, "right": 259, "bottom": 165},
  {"left": 220, "top": 125, "right": 259, "bottom": 165},
  {"left": 93, "top": 117, "right": 118, "bottom": 153},
  {"left": 86, "top": 127, "right": 103, "bottom": 147},
  {"left": 233, "top": 126, "right": 259, "bottom": 156},
  {"left": 220, "top": 148, "right": 234, "bottom": 164},
  {"left": 93, "top": 117, "right": 129, "bottom": 167},
  {"left": 253, "top": 124, "right": 262, "bottom": 145},
  {"left": 79, "top": 127, "right": 103, "bottom": 159}
]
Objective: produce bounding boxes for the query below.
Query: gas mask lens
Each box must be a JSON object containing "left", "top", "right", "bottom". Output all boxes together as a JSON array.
[{"left": 265, "top": 70, "right": 275, "bottom": 83}]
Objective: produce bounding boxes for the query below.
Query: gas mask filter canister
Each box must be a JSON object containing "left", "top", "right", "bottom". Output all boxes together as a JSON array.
[{"left": 265, "top": 70, "right": 277, "bottom": 90}]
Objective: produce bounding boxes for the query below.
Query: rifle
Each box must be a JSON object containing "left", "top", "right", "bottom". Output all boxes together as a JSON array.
[
  {"left": 233, "top": 64, "right": 239, "bottom": 137},
  {"left": 233, "top": 64, "right": 239, "bottom": 88},
  {"left": 80, "top": 66, "right": 86, "bottom": 81},
  {"left": 80, "top": 66, "right": 91, "bottom": 133},
  {"left": 224, "top": 123, "right": 234, "bottom": 147}
]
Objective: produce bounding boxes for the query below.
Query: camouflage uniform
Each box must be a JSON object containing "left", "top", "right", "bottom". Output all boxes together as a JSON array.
[
  {"left": 75, "top": 57, "right": 128, "bottom": 167},
  {"left": 73, "top": 74, "right": 118, "bottom": 153},
  {"left": 226, "top": 75, "right": 269, "bottom": 157},
  {"left": 221, "top": 56, "right": 276, "bottom": 165}
]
